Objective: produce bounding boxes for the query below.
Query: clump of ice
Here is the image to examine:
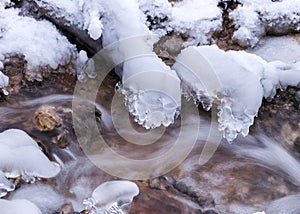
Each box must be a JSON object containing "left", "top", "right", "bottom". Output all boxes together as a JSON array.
[
  {"left": 0, "top": 4, "right": 77, "bottom": 81},
  {"left": 0, "top": 129, "right": 60, "bottom": 197},
  {"left": 173, "top": 44, "right": 300, "bottom": 141},
  {"left": 138, "top": 0, "right": 222, "bottom": 46},
  {"left": 0, "top": 199, "right": 42, "bottom": 214},
  {"left": 83, "top": 180, "right": 139, "bottom": 214}
]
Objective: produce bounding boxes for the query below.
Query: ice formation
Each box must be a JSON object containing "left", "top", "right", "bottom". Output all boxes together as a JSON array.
[
  {"left": 0, "top": 129, "right": 60, "bottom": 197},
  {"left": 0, "top": 3, "right": 78, "bottom": 81},
  {"left": 173, "top": 45, "right": 300, "bottom": 141},
  {"left": 83, "top": 180, "right": 139, "bottom": 214},
  {"left": 0, "top": 199, "right": 42, "bottom": 214},
  {"left": 101, "top": 0, "right": 181, "bottom": 129}
]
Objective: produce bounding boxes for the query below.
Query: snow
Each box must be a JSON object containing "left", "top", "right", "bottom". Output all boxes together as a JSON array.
[
  {"left": 248, "top": 36, "right": 300, "bottom": 63},
  {"left": 173, "top": 44, "right": 300, "bottom": 141},
  {"left": 83, "top": 180, "right": 139, "bottom": 213},
  {"left": 0, "top": 199, "right": 42, "bottom": 214},
  {"left": 0, "top": 129, "right": 60, "bottom": 182},
  {"left": 230, "top": 0, "right": 300, "bottom": 47},
  {"left": 138, "top": 0, "right": 222, "bottom": 46},
  {"left": 33, "top": 0, "right": 104, "bottom": 40},
  {"left": 0, "top": 5, "right": 77, "bottom": 81}
]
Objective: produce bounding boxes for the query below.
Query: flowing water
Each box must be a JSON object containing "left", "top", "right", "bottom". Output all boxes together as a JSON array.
[{"left": 0, "top": 70, "right": 299, "bottom": 214}]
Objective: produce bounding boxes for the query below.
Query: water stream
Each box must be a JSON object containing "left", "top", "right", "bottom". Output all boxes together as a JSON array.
[{"left": 0, "top": 72, "right": 299, "bottom": 214}]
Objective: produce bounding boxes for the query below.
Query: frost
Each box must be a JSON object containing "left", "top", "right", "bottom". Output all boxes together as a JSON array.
[
  {"left": 0, "top": 199, "right": 42, "bottom": 214},
  {"left": 101, "top": 0, "right": 181, "bottom": 129},
  {"left": 173, "top": 45, "right": 300, "bottom": 141},
  {"left": 0, "top": 5, "right": 77, "bottom": 81},
  {"left": 0, "top": 129, "right": 60, "bottom": 197},
  {"left": 83, "top": 181, "right": 139, "bottom": 214}
]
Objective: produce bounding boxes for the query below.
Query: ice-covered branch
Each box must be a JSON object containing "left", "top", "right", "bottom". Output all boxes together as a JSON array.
[{"left": 173, "top": 45, "right": 300, "bottom": 141}]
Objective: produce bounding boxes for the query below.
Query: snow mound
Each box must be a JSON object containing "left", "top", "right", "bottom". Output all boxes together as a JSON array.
[{"left": 0, "top": 5, "right": 77, "bottom": 81}]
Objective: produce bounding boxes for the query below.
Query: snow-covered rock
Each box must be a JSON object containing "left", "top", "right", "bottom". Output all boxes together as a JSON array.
[
  {"left": 230, "top": 0, "right": 300, "bottom": 47},
  {"left": 138, "top": 0, "right": 222, "bottom": 46},
  {"left": 173, "top": 45, "right": 300, "bottom": 141},
  {"left": 0, "top": 4, "right": 78, "bottom": 81}
]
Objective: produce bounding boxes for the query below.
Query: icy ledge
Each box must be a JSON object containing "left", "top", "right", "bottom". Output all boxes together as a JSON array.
[
  {"left": 0, "top": 129, "right": 60, "bottom": 197},
  {"left": 83, "top": 181, "right": 139, "bottom": 214},
  {"left": 173, "top": 45, "right": 300, "bottom": 142}
]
